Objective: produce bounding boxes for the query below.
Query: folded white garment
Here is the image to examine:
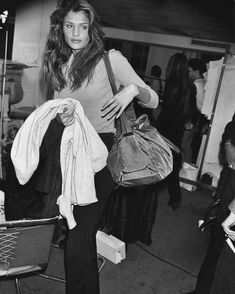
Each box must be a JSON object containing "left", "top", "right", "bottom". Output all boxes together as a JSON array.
[{"left": 11, "top": 98, "right": 108, "bottom": 228}]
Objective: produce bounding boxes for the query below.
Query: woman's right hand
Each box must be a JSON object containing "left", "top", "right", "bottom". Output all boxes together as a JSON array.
[
  {"left": 101, "top": 84, "right": 138, "bottom": 120},
  {"left": 225, "top": 142, "right": 235, "bottom": 170},
  {"left": 59, "top": 103, "right": 75, "bottom": 127}
]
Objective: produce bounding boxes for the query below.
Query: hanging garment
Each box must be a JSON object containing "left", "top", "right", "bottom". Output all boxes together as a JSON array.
[{"left": 11, "top": 98, "right": 108, "bottom": 228}]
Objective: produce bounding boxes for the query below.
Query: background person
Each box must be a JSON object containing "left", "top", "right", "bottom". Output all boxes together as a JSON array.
[
  {"left": 149, "top": 64, "right": 163, "bottom": 99},
  {"left": 209, "top": 198, "right": 235, "bottom": 294},
  {"left": 188, "top": 58, "right": 207, "bottom": 112},
  {"left": 155, "top": 53, "right": 199, "bottom": 210},
  {"left": 185, "top": 112, "right": 235, "bottom": 294},
  {"left": 150, "top": 65, "right": 164, "bottom": 124}
]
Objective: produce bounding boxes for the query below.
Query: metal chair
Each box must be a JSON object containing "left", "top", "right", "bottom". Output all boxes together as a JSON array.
[
  {"left": 0, "top": 216, "right": 58, "bottom": 294},
  {"left": 198, "top": 198, "right": 221, "bottom": 232},
  {"left": 0, "top": 216, "right": 106, "bottom": 293}
]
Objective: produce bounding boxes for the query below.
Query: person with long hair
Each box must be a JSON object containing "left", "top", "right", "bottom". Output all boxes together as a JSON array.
[
  {"left": 155, "top": 53, "right": 199, "bottom": 210},
  {"left": 184, "top": 113, "right": 235, "bottom": 294},
  {"left": 43, "top": 1, "right": 159, "bottom": 293}
]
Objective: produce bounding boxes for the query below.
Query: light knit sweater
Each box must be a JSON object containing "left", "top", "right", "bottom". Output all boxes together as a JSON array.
[{"left": 54, "top": 50, "right": 159, "bottom": 133}]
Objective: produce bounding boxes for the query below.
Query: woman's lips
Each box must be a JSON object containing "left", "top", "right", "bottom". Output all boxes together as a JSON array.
[{"left": 71, "top": 39, "right": 81, "bottom": 43}]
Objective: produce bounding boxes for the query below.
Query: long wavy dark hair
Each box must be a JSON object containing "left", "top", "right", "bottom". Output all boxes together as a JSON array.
[
  {"left": 162, "top": 53, "right": 196, "bottom": 119},
  {"left": 44, "top": 0, "right": 105, "bottom": 91}
]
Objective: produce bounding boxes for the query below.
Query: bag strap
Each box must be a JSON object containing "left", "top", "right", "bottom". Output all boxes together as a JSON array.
[
  {"left": 103, "top": 52, "right": 132, "bottom": 134},
  {"left": 161, "top": 136, "right": 180, "bottom": 154},
  {"left": 103, "top": 52, "right": 180, "bottom": 153},
  {"left": 103, "top": 52, "right": 118, "bottom": 95}
]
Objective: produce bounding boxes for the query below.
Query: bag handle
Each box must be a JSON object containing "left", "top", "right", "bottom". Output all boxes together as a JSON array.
[
  {"left": 133, "top": 114, "right": 180, "bottom": 153},
  {"left": 103, "top": 52, "right": 132, "bottom": 134}
]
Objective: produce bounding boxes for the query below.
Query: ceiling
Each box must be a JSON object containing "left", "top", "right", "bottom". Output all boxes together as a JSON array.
[
  {"left": 0, "top": 0, "right": 234, "bottom": 43},
  {"left": 91, "top": 0, "right": 234, "bottom": 43}
]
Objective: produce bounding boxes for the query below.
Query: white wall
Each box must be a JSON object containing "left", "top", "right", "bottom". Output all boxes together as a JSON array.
[
  {"left": 104, "top": 27, "right": 231, "bottom": 88},
  {"left": 12, "top": 0, "right": 57, "bottom": 108},
  {"left": 103, "top": 27, "right": 231, "bottom": 54},
  {"left": 145, "top": 46, "right": 180, "bottom": 80},
  {"left": 11, "top": 3, "right": 233, "bottom": 107}
]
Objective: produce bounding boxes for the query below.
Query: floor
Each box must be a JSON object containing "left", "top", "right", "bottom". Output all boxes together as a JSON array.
[{"left": 0, "top": 183, "right": 214, "bottom": 294}]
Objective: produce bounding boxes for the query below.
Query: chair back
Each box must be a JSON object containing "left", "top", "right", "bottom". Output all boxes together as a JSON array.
[{"left": 0, "top": 217, "right": 58, "bottom": 272}]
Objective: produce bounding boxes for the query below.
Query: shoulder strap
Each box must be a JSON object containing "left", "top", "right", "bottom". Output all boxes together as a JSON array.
[
  {"left": 103, "top": 52, "right": 118, "bottom": 95},
  {"left": 103, "top": 52, "right": 180, "bottom": 152},
  {"left": 103, "top": 52, "right": 132, "bottom": 134}
]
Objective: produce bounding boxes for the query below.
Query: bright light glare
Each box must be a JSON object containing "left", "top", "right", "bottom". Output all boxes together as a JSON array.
[{"left": 0, "top": 10, "right": 8, "bottom": 24}]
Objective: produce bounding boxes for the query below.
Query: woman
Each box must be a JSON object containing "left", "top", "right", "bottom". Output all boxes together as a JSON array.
[
  {"left": 184, "top": 114, "right": 235, "bottom": 294},
  {"left": 155, "top": 53, "right": 199, "bottom": 210},
  {"left": 208, "top": 135, "right": 235, "bottom": 294},
  {"left": 43, "top": 0, "right": 158, "bottom": 293}
]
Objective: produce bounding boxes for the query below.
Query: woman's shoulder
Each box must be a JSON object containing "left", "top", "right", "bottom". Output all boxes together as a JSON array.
[
  {"left": 107, "top": 49, "right": 126, "bottom": 63},
  {"left": 107, "top": 48, "right": 122, "bottom": 57}
]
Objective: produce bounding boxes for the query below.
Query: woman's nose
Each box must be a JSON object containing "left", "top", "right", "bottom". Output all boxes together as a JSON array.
[{"left": 73, "top": 26, "right": 80, "bottom": 36}]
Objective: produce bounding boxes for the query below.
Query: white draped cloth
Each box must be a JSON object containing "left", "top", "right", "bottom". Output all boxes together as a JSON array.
[{"left": 11, "top": 98, "right": 108, "bottom": 228}]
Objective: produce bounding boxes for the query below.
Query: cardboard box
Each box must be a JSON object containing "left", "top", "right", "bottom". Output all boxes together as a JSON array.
[{"left": 96, "top": 230, "right": 126, "bottom": 264}]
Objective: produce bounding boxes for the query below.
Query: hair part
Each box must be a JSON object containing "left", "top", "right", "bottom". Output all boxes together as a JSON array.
[{"left": 44, "top": 0, "right": 105, "bottom": 92}]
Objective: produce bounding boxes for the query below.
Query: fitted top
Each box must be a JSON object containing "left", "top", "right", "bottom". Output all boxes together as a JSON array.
[{"left": 54, "top": 49, "right": 158, "bottom": 133}]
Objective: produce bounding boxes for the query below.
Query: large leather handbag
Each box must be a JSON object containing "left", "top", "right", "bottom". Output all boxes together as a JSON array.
[{"left": 103, "top": 52, "right": 179, "bottom": 187}]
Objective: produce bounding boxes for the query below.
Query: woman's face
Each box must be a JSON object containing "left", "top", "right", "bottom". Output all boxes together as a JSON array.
[{"left": 63, "top": 10, "right": 90, "bottom": 52}]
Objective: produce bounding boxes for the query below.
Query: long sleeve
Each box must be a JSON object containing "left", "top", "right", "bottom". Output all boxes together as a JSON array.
[{"left": 109, "top": 50, "right": 159, "bottom": 109}]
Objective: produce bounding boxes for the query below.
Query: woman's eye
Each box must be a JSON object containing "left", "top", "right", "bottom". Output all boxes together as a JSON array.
[
  {"left": 65, "top": 24, "right": 72, "bottom": 29},
  {"left": 81, "top": 25, "right": 88, "bottom": 30}
]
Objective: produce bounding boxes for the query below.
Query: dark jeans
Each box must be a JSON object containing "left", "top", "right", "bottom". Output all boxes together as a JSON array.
[
  {"left": 65, "top": 166, "right": 114, "bottom": 294},
  {"left": 193, "top": 166, "right": 235, "bottom": 294},
  {"left": 209, "top": 242, "right": 235, "bottom": 294},
  {"left": 195, "top": 226, "right": 225, "bottom": 294}
]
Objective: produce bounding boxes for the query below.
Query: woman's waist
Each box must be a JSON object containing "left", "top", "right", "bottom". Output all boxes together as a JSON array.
[
  {"left": 98, "top": 133, "right": 115, "bottom": 151},
  {"left": 92, "top": 117, "right": 116, "bottom": 135}
]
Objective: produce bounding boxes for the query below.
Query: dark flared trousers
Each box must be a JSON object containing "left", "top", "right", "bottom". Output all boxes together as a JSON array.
[{"left": 64, "top": 166, "right": 114, "bottom": 294}]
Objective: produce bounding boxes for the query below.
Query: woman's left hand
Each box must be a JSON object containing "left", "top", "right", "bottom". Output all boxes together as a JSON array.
[{"left": 101, "top": 84, "right": 138, "bottom": 120}]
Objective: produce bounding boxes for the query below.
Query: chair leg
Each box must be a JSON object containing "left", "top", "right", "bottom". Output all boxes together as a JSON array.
[
  {"left": 37, "top": 273, "right": 66, "bottom": 283},
  {"left": 15, "top": 278, "right": 21, "bottom": 294},
  {"left": 97, "top": 254, "right": 106, "bottom": 273},
  {"left": 38, "top": 255, "right": 105, "bottom": 283}
]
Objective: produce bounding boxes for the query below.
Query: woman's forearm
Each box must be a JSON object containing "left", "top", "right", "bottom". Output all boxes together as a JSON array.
[
  {"left": 131, "top": 84, "right": 158, "bottom": 108},
  {"left": 136, "top": 85, "right": 151, "bottom": 104}
]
